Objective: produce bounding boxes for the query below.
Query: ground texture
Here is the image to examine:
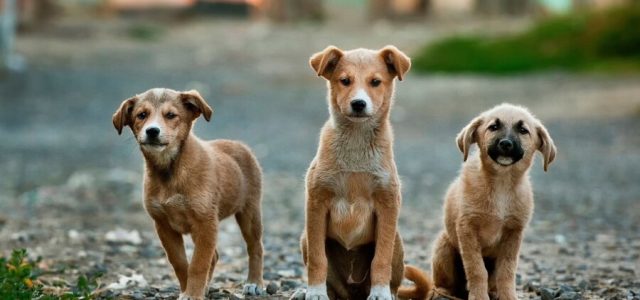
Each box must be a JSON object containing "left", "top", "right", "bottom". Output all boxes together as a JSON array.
[{"left": 0, "top": 16, "right": 639, "bottom": 300}]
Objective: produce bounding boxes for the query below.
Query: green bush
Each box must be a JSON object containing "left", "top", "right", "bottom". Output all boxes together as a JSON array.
[
  {"left": 413, "top": 4, "right": 640, "bottom": 74},
  {"left": 0, "top": 249, "right": 103, "bottom": 300}
]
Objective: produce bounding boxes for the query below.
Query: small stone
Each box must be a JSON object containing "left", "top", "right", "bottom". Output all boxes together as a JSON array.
[
  {"left": 539, "top": 287, "right": 555, "bottom": 300},
  {"left": 281, "top": 279, "right": 301, "bottom": 291},
  {"left": 264, "top": 271, "right": 280, "bottom": 280},
  {"left": 266, "top": 282, "right": 279, "bottom": 295},
  {"left": 556, "top": 291, "right": 580, "bottom": 300},
  {"left": 524, "top": 280, "right": 541, "bottom": 293}
]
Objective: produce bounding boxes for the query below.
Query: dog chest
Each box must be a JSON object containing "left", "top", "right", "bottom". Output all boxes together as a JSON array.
[
  {"left": 147, "top": 194, "right": 192, "bottom": 234},
  {"left": 326, "top": 172, "right": 377, "bottom": 250}
]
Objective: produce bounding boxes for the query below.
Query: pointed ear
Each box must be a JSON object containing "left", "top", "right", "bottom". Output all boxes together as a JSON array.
[
  {"left": 180, "top": 90, "right": 213, "bottom": 122},
  {"left": 309, "top": 46, "right": 344, "bottom": 79},
  {"left": 456, "top": 116, "right": 483, "bottom": 161},
  {"left": 112, "top": 96, "right": 137, "bottom": 135},
  {"left": 536, "top": 124, "right": 557, "bottom": 172},
  {"left": 379, "top": 45, "right": 411, "bottom": 81}
]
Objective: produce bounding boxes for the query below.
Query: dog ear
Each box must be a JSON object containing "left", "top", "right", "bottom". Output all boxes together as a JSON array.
[
  {"left": 112, "top": 96, "right": 137, "bottom": 135},
  {"left": 379, "top": 45, "right": 411, "bottom": 81},
  {"left": 310, "top": 46, "right": 344, "bottom": 79},
  {"left": 536, "top": 124, "right": 557, "bottom": 172},
  {"left": 456, "top": 116, "right": 483, "bottom": 162},
  {"left": 180, "top": 90, "right": 213, "bottom": 122}
]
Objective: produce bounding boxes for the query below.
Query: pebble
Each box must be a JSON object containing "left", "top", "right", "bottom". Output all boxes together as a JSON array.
[
  {"left": 539, "top": 287, "right": 555, "bottom": 300},
  {"left": 281, "top": 279, "right": 301, "bottom": 291},
  {"left": 267, "top": 282, "right": 279, "bottom": 295},
  {"left": 556, "top": 291, "right": 580, "bottom": 300}
]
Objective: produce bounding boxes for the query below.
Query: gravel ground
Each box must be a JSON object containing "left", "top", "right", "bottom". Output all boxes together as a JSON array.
[{"left": 0, "top": 16, "right": 639, "bottom": 300}]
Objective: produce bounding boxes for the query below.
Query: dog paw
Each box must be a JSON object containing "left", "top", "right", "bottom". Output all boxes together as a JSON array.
[
  {"left": 243, "top": 283, "right": 265, "bottom": 296},
  {"left": 367, "top": 285, "right": 393, "bottom": 300},
  {"left": 301, "top": 283, "right": 329, "bottom": 300},
  {"left": 177, "top": 293, "right": 203, "bottom": 300}
]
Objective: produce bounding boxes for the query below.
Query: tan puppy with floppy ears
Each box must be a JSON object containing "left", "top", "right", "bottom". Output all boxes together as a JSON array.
[
  {"left": 427, "top": 103, "right": 557, "bottom": 300},
  {"left": 299, "top": 45, "right": 421, "bottom": 300},
  {"left": 112, "top": 88, "right": 264, "bottom": 300}
]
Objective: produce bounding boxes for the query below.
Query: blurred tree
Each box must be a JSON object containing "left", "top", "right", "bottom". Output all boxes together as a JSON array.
[
  {"left": 475, "top": 0, "right": 532, "bottom": 15},
  {"left": 369, "top": 0, "right": 430, "bottom": 20},
  {"left": 264, "top": 0, "right": 324, "bottom": 22}
]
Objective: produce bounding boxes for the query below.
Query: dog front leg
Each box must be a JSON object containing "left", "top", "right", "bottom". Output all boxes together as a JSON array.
[
  {"left": 369, "top": 189, "right": 400, "bottom": 300},
  {"left": 182, "top": 219, "right": 217, "bottom": 300},
  {"left": 155, "top": 221, "right": 189, "bottom": 292},
  {"left": 304, "top": 187, "right": 331, "bottom": 300},
  {"left": 457, "top": 220, "right": 489, "bottom": 300},
  {"left": 494, "top": 228, "right": 523, "bottom": 300}
]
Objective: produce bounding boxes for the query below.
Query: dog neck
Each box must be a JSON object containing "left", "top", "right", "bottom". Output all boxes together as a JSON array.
[
  {"left": 143, "top": 134, "right": 200, "bottom": 181},
  {"left": 328, "top": 111, "right": 392, "bottom": 172}
]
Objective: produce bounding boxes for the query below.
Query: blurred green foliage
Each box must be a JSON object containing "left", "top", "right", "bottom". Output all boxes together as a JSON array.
[
  {"left": 0, "top": 249, "right": 103, "bottom": 300},
  {"left": 413, "top": 4, "right": 640, "bottom": 74}
]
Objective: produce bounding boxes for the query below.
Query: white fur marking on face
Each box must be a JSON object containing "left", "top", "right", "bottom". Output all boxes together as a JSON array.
[
  {"left": 141, "top": 116, "right": 163, "bottom": 142},
  {"left": 353, "top": 88, "right": 373, "bottom": 115},
  {"left": 306, "top": 283, "right": 329, "bottom": 300},
  {"left": 368, "top": 285, "right": 392, "bottom": 300},
  {"left": 151, "top": 88, "right": 165, "bottom": 99}
]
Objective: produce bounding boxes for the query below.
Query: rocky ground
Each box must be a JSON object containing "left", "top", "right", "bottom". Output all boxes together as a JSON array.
[{"left": 0, "top": 14, "right": 639, "bottom": 300}]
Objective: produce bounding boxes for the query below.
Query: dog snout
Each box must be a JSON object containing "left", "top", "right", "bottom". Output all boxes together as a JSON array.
[
  {"left": 350, "top": 99, "right": 367, "bottom": 113},
  {"left": 498, "top": 139, "right": 514, "bottom": 152},
  {"left": 146, "top": 127, "right": 160, "bottom": 139}
]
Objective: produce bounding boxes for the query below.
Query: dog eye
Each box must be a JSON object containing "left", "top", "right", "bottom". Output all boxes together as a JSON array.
[
  {"left": 370, "top": 78, "right": 381, "bottom": 87},
  {"left": 519, "top": 127, "right": 529, "bottom": 134},
  {"left": 166, "top": 112, "right": 177, "bottom": 119},
  {"left": 340, "top": 78, "right": 351, "bottom": 86},
  {"left": 488, "top": 124, "right": 499, "bottom": 131},
  {"left": 137, "top": 112, "right": 147, "bottom": 120}
]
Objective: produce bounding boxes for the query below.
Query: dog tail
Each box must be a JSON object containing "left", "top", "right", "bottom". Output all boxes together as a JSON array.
[{"left": 397, "top": 265, "right": 433, "bottom": 300}]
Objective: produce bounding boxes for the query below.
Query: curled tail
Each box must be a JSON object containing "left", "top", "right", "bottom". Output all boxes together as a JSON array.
[{"left": 397, "top": 265, "right": 433, "bottom": 300}]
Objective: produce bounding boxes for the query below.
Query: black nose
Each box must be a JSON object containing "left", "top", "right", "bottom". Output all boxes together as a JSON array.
[
  {"left": 146, "top": 127, "right": 160, "bottom": 138},
  {"left": 351, "top": 99, "right": 367, "bottom": 113},
  {"left": 498, "top": 139, "right": 513, "bottom": 151}
]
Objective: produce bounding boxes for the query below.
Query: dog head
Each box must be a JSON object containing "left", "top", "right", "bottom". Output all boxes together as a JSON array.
[
  {"left": 309, "top": 45, "right": 410, "bottom": 123},
  {"left": 456, "top": 103, "right": 557, "bottom": 172},
  {"left": 112, "top": 88, "right": 213, "bottom": 164}
]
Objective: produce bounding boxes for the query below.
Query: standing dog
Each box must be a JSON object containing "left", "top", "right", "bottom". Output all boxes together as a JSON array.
[
  {"left": 299, "top": 45, "right": 431, "bottom": 300},
  {"left": 423, "top": 104, "right": 556, "bottom": 300},
  {"left": 112, "top": 88, "right": 264, "bottom": 300}
]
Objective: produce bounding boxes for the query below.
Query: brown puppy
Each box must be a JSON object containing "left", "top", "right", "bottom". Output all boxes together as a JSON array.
[
  {"left": 428, "top": 103, "right": 557, "bottom": 300},
  {"left": 112, "top": 88, "right": 264, "bottom": 300},
  {"left": 300, "top": 45, "right": 427, "bottom": 300}
]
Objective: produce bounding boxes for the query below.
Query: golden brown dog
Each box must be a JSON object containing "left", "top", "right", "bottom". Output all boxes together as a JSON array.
[
  {"left": 299, "top": 45, "right": 431, "bottom": 300},
  {"left": 423, "top": 103, "right": 557, "bottom": 300},
  {"left": 112, "top": 88, "right": 264, "bottom": 300}
]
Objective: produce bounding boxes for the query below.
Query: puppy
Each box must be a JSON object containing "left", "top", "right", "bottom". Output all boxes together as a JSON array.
[
  {"left": 299, "top": 45, "right": 431, "bottom": 300},
  {"left": 112, "top": 88, "right": 264, "bottom": 300},
  {"left": 428, "top": 103, "right": 557, "bottom": 300}
]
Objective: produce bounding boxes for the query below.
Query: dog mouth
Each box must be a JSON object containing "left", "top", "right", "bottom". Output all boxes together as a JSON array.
[
  {"left": 346, "top": 112, "right": 371, "bottom": 121},
  {"left": 140, "top": 141, "right": 169, "bottom": 148}
]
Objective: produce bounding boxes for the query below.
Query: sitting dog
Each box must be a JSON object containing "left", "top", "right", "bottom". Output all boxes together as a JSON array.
[
  {"left": 112, "top": 88, "right": 264, "bottom": 300},
  {"left": 426, "top": 103, "right": 557, "bottom": 300},
  {"left": 298, "top": 45, "right": 432, "bottom": 300}
]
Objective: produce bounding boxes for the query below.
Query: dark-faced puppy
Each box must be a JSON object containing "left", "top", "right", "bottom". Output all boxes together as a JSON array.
[
  {"left": 112, "top": 88, "right": 264, "bottom": 300},
  {"left": 428, "top": 103, "right": 557, "bottom": 300},
  {"left": 299, "top": 45, "right": 431, "bottom": 300}
]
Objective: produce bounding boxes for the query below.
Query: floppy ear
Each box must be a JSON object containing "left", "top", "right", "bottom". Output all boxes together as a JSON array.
[
  {"left": 456, "top": 116, "right": 483, "bottom": 162},
  {"left": 309, "top": 46, "right": 344, "bottom": 79},
  {"left": 112, "top": 96, "right": 137, "bottom": 135},
  {"left": 180, "top": 90, "right": 213, "bottom": 122},
  {"left": 379, "top": 45, "right": 411, "bottom": 81},
  {"left": 536, "top": 124, "right": 557, "bottom": 172}
]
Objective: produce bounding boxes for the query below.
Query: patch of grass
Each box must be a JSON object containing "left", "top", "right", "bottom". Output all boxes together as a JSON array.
[
  {"left": 0, "top": 249, "right": 103, "bottom": 300},
  {"left": 127, "top": 23, "right": 164, "bottom": 41},
  {"left": 413, "top": 4, "right": 640, "bottom": 74}
]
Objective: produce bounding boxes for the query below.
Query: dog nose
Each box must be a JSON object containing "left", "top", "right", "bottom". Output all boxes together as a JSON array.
[
  {"left": 351, "top": 99, "right": 367, "bottom": 113},
  {"left": 146, "top": 127, "right": 160, "bottom": 138},
  {"left": 498, "top": 139, "right": 514, "bottom": 151}
]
